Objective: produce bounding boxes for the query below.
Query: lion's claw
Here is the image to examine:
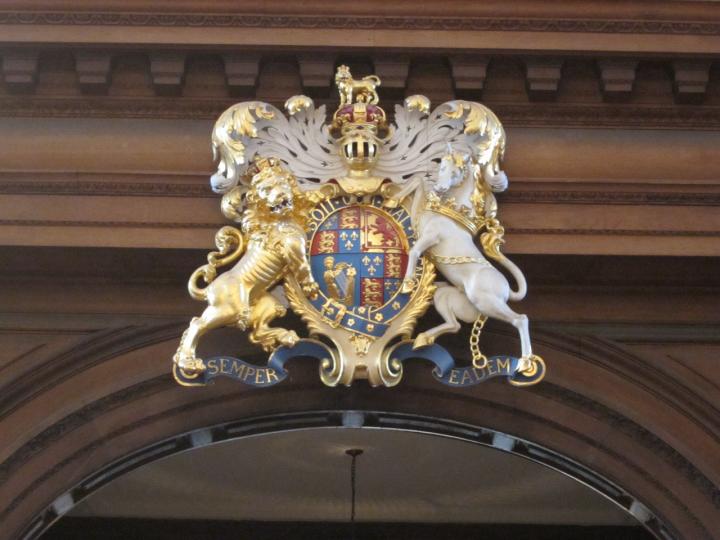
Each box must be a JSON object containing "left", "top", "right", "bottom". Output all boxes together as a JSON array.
[
  {"left": 303, "top": 282, "right": 320, "bottom": 299},
  {"left": 173, "top": 353, "right": 206, "bottom": 375},
  {"left": 280, "top": 330, "right": 299, "bottom": 348}
]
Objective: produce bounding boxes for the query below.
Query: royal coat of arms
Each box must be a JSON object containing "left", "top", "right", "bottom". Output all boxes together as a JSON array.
[{"left": 173, "top": 66, "right": 545, "bottom": 388}]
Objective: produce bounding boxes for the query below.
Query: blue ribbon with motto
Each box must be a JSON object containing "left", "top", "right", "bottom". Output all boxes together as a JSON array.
[
  {"left": 173, "top": 340, "right": 335, "bottom": 387},
  {"left": 388, "top": 342, "right": 546, "bottom": 387},
  {"left": 173, "top": 340, "right": 544, "bottom": 387}
]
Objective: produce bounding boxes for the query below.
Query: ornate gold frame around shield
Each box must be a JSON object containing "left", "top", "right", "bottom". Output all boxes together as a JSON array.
[{"left": 284, "top": 196, "right": 436, "bottom": 387}]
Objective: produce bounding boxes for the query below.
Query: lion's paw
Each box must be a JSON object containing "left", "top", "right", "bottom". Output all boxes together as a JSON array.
[
  {"left": 173, "top": 352, "right": 206, "bottom": 375},
  {"left": 303, "top": 281, "right": 320, "bottom": 299},
  {"left": 236, "top": 307, "right": 251, "bottom": 330},
  {"left": 280, "top": 330, "right": 299, "bottom": 348}
]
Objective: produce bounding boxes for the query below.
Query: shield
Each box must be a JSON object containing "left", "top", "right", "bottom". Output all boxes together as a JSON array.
[{"left": 305, "top": 196, "right": 417, "bottom": 338}]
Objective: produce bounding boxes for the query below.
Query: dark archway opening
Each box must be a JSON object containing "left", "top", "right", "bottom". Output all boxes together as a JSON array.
[{"left": 36, "top": 411, "right": 665, "bottom": 540}]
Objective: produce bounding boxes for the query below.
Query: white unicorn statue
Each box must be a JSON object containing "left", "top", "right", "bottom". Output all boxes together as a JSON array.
[{"left": 389, "top": 143, "right": 536, "bottom": 373}]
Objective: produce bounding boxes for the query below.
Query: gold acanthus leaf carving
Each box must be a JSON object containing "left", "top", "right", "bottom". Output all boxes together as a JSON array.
[
  {"left": 396, "top": 263, "right": 437, "bottom": 339},
  {"left": 283, "top": 278, "right": 326, "bottom": 338},
  {"left": 212, "top": 102, "right": 275, "bottom": 187},
  {"left": 480, "top": 217, "right": 506, "bottom": 262},
  {"left": 404, "top": 95, "right": 431, "bottom": 114},
  {"left": 444, "top": 100, "right": 506, "bottom": 173},
  {"left": 285, "top": 95, "right": 314, "bottom": 116}
]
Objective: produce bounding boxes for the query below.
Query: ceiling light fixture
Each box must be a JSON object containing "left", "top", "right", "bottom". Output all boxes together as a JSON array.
[{"left": 345, "top": 448, "right": 364, "bottom": 540}]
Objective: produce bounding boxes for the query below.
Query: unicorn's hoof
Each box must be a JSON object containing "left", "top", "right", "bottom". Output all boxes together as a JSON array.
[
  {"left": 517, "top": 355, "right": 538, "bottom": 376},
  {"left": 400, "top": 278, "right": 417, "bottom": 294},
  {"left": 509, "top": 355, "right": 546, "bottom": 387}
]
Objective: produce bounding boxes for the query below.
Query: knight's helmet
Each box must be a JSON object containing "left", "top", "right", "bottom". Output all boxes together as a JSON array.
[{"left": 331, "top": 67, "right": 388, "bottom": 173}]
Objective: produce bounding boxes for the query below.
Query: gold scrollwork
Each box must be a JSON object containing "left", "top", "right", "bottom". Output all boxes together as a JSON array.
[
  {"left": 395, "top": 262, "right": 436, "bottom": 340},
  {"left": 211, "top": 102, "right": 276, "bottom": 187},
  {"left": 285, "top": 95, "right": 314, "bottom": 116},
  {"left": 480, "top": 217, "right": 506, "bottom": 262},
  {"left": 404, "top": 95, "right": 431, "bottom": 114},
  {"left": 444, "top": 100, "right": 506, "bottom": 176}
]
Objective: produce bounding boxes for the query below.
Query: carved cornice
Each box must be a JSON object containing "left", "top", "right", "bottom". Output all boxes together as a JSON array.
[
  {"left": 507, "top": 228, "right": 720, "bottom": 237},
  {"left": 0, "top": 219, "right": 219, "bottom": 229},
  {"left": 0, "top": 96, "right": 227, "bottom": 120},
  {"left": 2, "top": 97, "right": 720, "bottom": 130},
  {"left": 0, "top": 12, "right": 718, "bottom": 36},
  {"left": 3, "top": 221, "right": 715, "bottom": 239},
  {"left": 494, "top": 103, "right": 720, "bottom": 131},
  {"left": 0, "top": 176, "right": 213, "bottom": 198},
  {"left": 1, "top": 174, "right": 718, "bottom": 207},
  {"left": 502, "top": 190, "right": 720, "bottom": 207}
]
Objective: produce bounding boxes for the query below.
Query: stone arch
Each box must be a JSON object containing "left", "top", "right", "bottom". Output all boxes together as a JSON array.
[{"left": 0, "top": 325, "right": 717, "bottom": 539}]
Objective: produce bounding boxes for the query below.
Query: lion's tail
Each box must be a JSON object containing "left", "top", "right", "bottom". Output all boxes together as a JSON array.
[{"left": 188, "top": 226, "right": 245, "bottom": 301}]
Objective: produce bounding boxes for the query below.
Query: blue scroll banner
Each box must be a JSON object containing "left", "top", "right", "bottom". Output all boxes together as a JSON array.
[
  {"left": 388, "top": 342, "right": 545, "bottom": 387},
  {"left": 173, "top": 340, "right": 543, "bottom": 387},
  {"left": 173, "top": 340, "right": 334, "bottom": 387}
]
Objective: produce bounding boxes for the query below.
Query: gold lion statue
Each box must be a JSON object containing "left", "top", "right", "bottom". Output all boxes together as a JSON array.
[
  {"left": 335, "top": 65, "right": 381, "bottom": 106},
  {"left": 173, "top": 158, "right": 320, "bottom": 375}
]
